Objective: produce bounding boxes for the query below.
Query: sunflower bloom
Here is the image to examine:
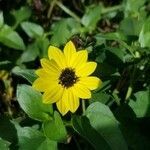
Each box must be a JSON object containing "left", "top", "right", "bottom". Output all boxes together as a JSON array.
[{"left": 32, "top": 41, "right": 102, "bottom": 115}]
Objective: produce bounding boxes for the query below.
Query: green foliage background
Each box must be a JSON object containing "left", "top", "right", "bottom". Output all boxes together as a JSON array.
[{"left": 0, "top": 0, "right": 150, "bottom": 149}]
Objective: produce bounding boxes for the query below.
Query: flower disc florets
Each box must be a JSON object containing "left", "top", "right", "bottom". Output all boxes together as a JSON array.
[{"left": 59, "top": 68, "right": 78, "bottom": 88}]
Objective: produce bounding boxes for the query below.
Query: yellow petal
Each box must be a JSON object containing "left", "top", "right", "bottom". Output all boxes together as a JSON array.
[
  {"left": 32, "top": 78, "right": 50, "bottom": 92},
  {"left": 70, "top": 90, "right": 79, "bottom": 113},
  {"left": 35, "top": 69, "right": 52, "bottom": 78},
  {"left": 64, "top": 88, "right": 79, "bottom": 113},
  {"left": 40, "top": 58, "right": 60, "bottom": 73},
  {"left": 56, "top": 98, "right": 69, "bottom": 116},
  {"left": 35, "top": 69, "right": 47, "bottom": 77},
  {"left": 72, "top": 83, "right": 91, "bottom": 99},
  {"left": 42, "top": 84, "right": 64, "bottom": 104},
  {"left": 48, "top": 46, "right": 66, "bottom": 69},
  {"left": 79, "top": 76, "right": 102, "bottom": 90},
  {"left": 76, "top": 62, "right": 97, "bottom": 77},
  {"left": 72, "top": 50, "right": 88, "bottom": 69},
  {"left": 64, "top": 41, "right": 76, "bottom": 66}
]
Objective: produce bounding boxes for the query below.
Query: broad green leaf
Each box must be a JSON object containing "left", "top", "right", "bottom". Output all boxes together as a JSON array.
[
  {"left": 38, "top": 138, "right": 57, "bottom": 150},
  {"left": 12, "top": 66, "right": 37, "bottom": 84},
  {"left": 11, "top": 6, "right": 31, "bottom": 25},
  {"left": 17, "top": 85, "right": 53, "bottom": 121},
  {"left": 85, "top": 102, "right": 128, "bottom": 150},
  {"left": 21, "top": 22, "right": 44, "bottom": 38},
  {"left": 72, "top": 116, "right": 110, "bottom": 150},
  {"left": 129, "top": 90, "right": 150, "bottom": 118},
  {"left": 13, "top": 122, "right": 57, "bottom": 150},
  {"left": 81, "top": 5, "right": 101, "bottom": 32},
  {"left": 0, "top": 138, "right": 10, "bottom": 150},
  {"left": 36, "top": 37, "right": 50, "bottom": 58},
  {"left": 50, "top": 18, "right": 81, "bottom": 46},
  {"left": 95, "top": 33, "right": 134, "bottom": 62},
  {"left": 43, "top": 111, "right": 67, "bottom": 143},
  {"left": 20, "top": 37, "right": 49, "bottom": 62},
  {"left": 95, "top": 32, "right": 127, "bottom": 41},
  {"left": 0, "top": 11, "right": 4, "bottom": 28},
  {"left": 90, "top": 92, "right": 110, "bottom": 104},
  {"left": 139, "top": 18, "right": 150, "bottom": 48},
  {"left": 125, "top": 0, "right": 146, "bottom": 17},
  {"left": 20, "top": 43, "right": 39, "bottom": 63},
  {"left": 119, "top": 17, "right": 143, "bottom": 36},
  {"left": 0, "top": 25, "right": 25, "bottom": 50}
]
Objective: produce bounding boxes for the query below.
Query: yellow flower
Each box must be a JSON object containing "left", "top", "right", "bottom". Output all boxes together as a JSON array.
[{"left": 32, "top": 41, "right": 102, "bottom": 115}]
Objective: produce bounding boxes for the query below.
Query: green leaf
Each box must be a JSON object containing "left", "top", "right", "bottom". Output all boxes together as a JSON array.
[
  {"left": 20, "top": 36, "right": 49, "bottom": 62},
  {"left": 21, "top": 22, "right": 44, "bottom": 38},
  {"left": 90, "top": 92, "right": 110, "bottom": 104},
  {"left": 95, "top": 32, "right": 127, "bottom": 41},
  {"left": 81, "top": 5, "right": 101, "bottom": 32},
  {"left": 20, "top": 43, "right": 39, "bottom": 63},
  {"left": 12, "top": 66, "right": 37, "bottom": 84},
  {"left": 125, "top": 0, "right": 146, "bottom": 16},
  {"left": 139, "top": 18, "right": 150, "bottom": 48},
  {"left": 17, "top": 85, "right": 53, "bottom": 121},
  {"left": 119, "top": 17, "right": 143, "bottom": 36},
  {"left": 13, "top": 122, "right": 57, "bottom": 150},
  {"left": 11, "top": 6, "right": 31, "bottom": 25},
  {"left": 50, "top": 18, "right": 81, "bottom": 46},
  {"left": 0, "top": 11, "right": 4, "bottom": 28},
  {"left": 94, "top": 32, "right": 127, "bottom": 51},
  {"left": 0, "top": 138, "right": 10, "bottom": 150},
  {"left": 43, "top": 111, "right": 67, "bottom": 143},
  {"left": 38, "top": 138, "right": 57, "bottom": 150},
  {"left": 36, "top": 37, "right": 50, "bottom": 58},
  {"left": 72, "top": 116, "right": 110, "bottom": 150},
  {"left": 0, "top": 25, "right": 25, "bottom": 50},
  {"left": 129, "top": 90, "right": 150, "bottom": 118},
  {"left": 85, "top": 102, "right": 128, "bottom": 150}
]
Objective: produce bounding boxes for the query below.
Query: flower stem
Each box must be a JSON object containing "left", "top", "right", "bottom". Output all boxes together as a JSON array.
[
  {"left": 125, "top": 65, "right": 136, "bottom": 100},
  {"left": 47, "top": 0, "right": 57, "bottom": 19},
  {"left": 125, "top": 86, "right": 133, "bottom": 100},
  {"left": 82, "top": 100, "right": 86, "bottom": 114},
  {"left": 118, "top": 40, "right": 136, "bottom": 58},
  {"left": 101, "top": 4, "right": 123, "bottom": 14},
  {"left": 56, "top": 1, "right": 81, "bottom": 23}
]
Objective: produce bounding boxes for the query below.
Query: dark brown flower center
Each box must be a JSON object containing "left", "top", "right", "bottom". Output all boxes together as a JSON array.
[{"left": 59, "top": 68, "right": 78, "bottom": 88}]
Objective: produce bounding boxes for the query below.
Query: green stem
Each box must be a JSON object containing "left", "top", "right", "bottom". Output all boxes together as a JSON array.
[
  {"left": 44, "top": 31, "right": 53, "bottom": 37},
  {"left": 47, "top": 0, "right": 57, "bottom": 19},
  {"left": 56, "top": 1, "right": 81, "bottom": 23},
  {"left": 82, "top": 100, "right": 86, "bottom": 114},
  {"left": 125, "top": 86, "right": 133, "bottom": 100},
  {"left": 101, "top": 4, "right": 123, "bottom": 14},
  {"left": 125, "top": 65, "right": 136, "bottom": 100},
  {"left": 64, "top": 120, "right": 72, "bottom": 127},
  {"left": 112, "top": 89, "right": 120, "bottom": 105},
  {"left": 118, "top": 40, "right": 136, "bottom": 58}
]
